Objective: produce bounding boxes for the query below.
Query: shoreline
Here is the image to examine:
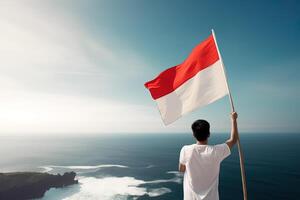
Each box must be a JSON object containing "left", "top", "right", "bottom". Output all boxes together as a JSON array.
[{"left": 0, "top": 171, "right": 78, "bottom": 200}]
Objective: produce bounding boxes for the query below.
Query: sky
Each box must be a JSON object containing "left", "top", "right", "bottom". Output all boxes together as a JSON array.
[{"left": 0, "top": 0, "right": 299, "bottom": 134}]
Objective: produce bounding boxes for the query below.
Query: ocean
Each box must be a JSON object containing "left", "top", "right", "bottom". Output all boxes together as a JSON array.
[{"left": 0, "top": 133, "right": 300, "bottom": 200}]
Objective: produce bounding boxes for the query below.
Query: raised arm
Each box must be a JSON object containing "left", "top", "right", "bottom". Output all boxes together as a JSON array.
[{"left": 226, "top": 112, "right": 238, "bottom": 149}]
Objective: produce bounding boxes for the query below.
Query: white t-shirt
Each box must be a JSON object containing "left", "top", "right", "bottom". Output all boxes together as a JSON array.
[{"left": 179, "top": 143, "right": 231, "bottom": 200}]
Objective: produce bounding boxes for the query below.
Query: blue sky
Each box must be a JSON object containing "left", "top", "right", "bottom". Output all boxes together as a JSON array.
[{"left": 0, "top": 0, "right": 299, "bottom": 134}]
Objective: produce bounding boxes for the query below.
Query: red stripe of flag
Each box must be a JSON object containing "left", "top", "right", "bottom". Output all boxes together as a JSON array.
[{"left": 144, "top": 34, "right": 219, "bottom": 100}]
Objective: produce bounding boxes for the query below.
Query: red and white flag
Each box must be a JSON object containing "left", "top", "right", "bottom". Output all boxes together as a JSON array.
[{"left": 144, "top": 34, "right": 229, "bottom": 125}]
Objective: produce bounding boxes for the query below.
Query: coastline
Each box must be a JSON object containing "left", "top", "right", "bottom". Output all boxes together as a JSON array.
[{"left": 0, "top": 171, "right": 78, "bottom": 200}]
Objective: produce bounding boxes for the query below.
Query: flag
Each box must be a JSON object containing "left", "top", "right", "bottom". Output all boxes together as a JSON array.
[{"left": 144, "top": 34, "right": 229, "bottom": 125}]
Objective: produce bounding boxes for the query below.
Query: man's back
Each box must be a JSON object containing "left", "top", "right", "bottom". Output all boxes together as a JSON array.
[
  {"left": 180, "top": 143, "right": 230, "bottom": 200},
  {"left": 179, "top": 112, "right": 238, "bottom": 200}
]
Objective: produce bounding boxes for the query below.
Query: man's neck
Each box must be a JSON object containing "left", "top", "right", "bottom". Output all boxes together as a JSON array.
[{"left": 196, "top": 140, "right": 208, "bottom": 145}]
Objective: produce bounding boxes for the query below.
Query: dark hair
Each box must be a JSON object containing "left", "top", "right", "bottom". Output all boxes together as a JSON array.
[{"left": 191, "top": 120, "right": 210, "bottom": 141}]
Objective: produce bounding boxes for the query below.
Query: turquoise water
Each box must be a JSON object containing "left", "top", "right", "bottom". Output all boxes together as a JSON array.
[{"left": 0, "top": 133, "right": 299, "bottom": 199}]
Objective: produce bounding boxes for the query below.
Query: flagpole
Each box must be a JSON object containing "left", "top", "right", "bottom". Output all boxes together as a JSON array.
[{"left": 211, "top": 29, "right": 248, "bottom": 200}]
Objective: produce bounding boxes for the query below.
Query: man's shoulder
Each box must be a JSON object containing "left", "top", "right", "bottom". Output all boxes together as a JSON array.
[
  {"left": 180, "top": 144, "right": 195, "bottom": 151},
  {"left": 212, "top": 143, "right": 231, "bottom": 158},
  {"left": 182, "top": 144, "right": 195, "bottom": 148},
  {"left": 213, "top": 143, "right": 230, "bottom": 149}
]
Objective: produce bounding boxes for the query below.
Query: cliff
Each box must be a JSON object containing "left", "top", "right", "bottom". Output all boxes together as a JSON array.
[{"left": 0, "top": 171, "right": 78, "bottom": 200}]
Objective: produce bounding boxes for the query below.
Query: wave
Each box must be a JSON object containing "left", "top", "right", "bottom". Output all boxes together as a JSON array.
[
  {"left": 145, "top": 164, "right": 155, "bottom": 168},
  {"left": 166, "top": 171, "right": 182, "bottom": 175},
  {"left": 39, "top": 164, "right": 128, "bottom": 173},
  {"left": 49, "top": 164, "right": 129, "bottom": 169},
  {"left": 145, "top": 177, "right": 181, "bottom": 184},
  {"left": 43, "top": 176, "right": 173, "bottom": 200},
  {"left": 148, "top": 187, "right": 172, "bottom": 197},
  {"left": 41, "top": 164, "right": 181, "bottom": 199},
  {"left": 40, "top": 166, "right": 54, "bottom": 173}
]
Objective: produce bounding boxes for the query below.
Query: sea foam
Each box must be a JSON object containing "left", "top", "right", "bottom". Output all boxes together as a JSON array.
[
  {"left": 39, "top": 164, "right": 128, "bottom": 173},
  {"left": 43, "top": 176, "right": 173, "bottom": 200}
]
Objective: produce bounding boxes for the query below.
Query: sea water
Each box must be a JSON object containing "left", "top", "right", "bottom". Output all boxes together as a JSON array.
[{"left": 0, "top": 133, "right": 299, "bottom": 200}]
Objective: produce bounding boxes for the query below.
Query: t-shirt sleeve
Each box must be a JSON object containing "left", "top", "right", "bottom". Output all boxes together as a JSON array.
[
  {"left": 179, "top": 146, "right": 187, "bottom": 165},
  {"left": 214, "top": 143, "right": 231, "bottom": 161}
]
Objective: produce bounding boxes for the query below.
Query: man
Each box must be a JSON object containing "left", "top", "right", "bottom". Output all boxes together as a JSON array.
[{"left": 179, "top": 112, "right": 238, "bottom": 200}]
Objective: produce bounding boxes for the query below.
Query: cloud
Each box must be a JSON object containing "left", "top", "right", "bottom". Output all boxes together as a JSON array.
[
  {"left": 0, "top": 92, "right": 163, "bottom": 134},
  {"left": 0, "top": 1, "right": 160, "bottom": 134},
  {"left": 0, "top": 1, "right": 150, "bottom": 94}
]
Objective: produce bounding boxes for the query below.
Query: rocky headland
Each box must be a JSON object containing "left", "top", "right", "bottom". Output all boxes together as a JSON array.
[{"left": 0, "top": 171, "right": 78, "bottom": 200}]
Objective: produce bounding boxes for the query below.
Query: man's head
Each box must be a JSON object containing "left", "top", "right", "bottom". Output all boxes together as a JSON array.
[{"left": 191, "top": 120, "right": 210, "bottom": 141}]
